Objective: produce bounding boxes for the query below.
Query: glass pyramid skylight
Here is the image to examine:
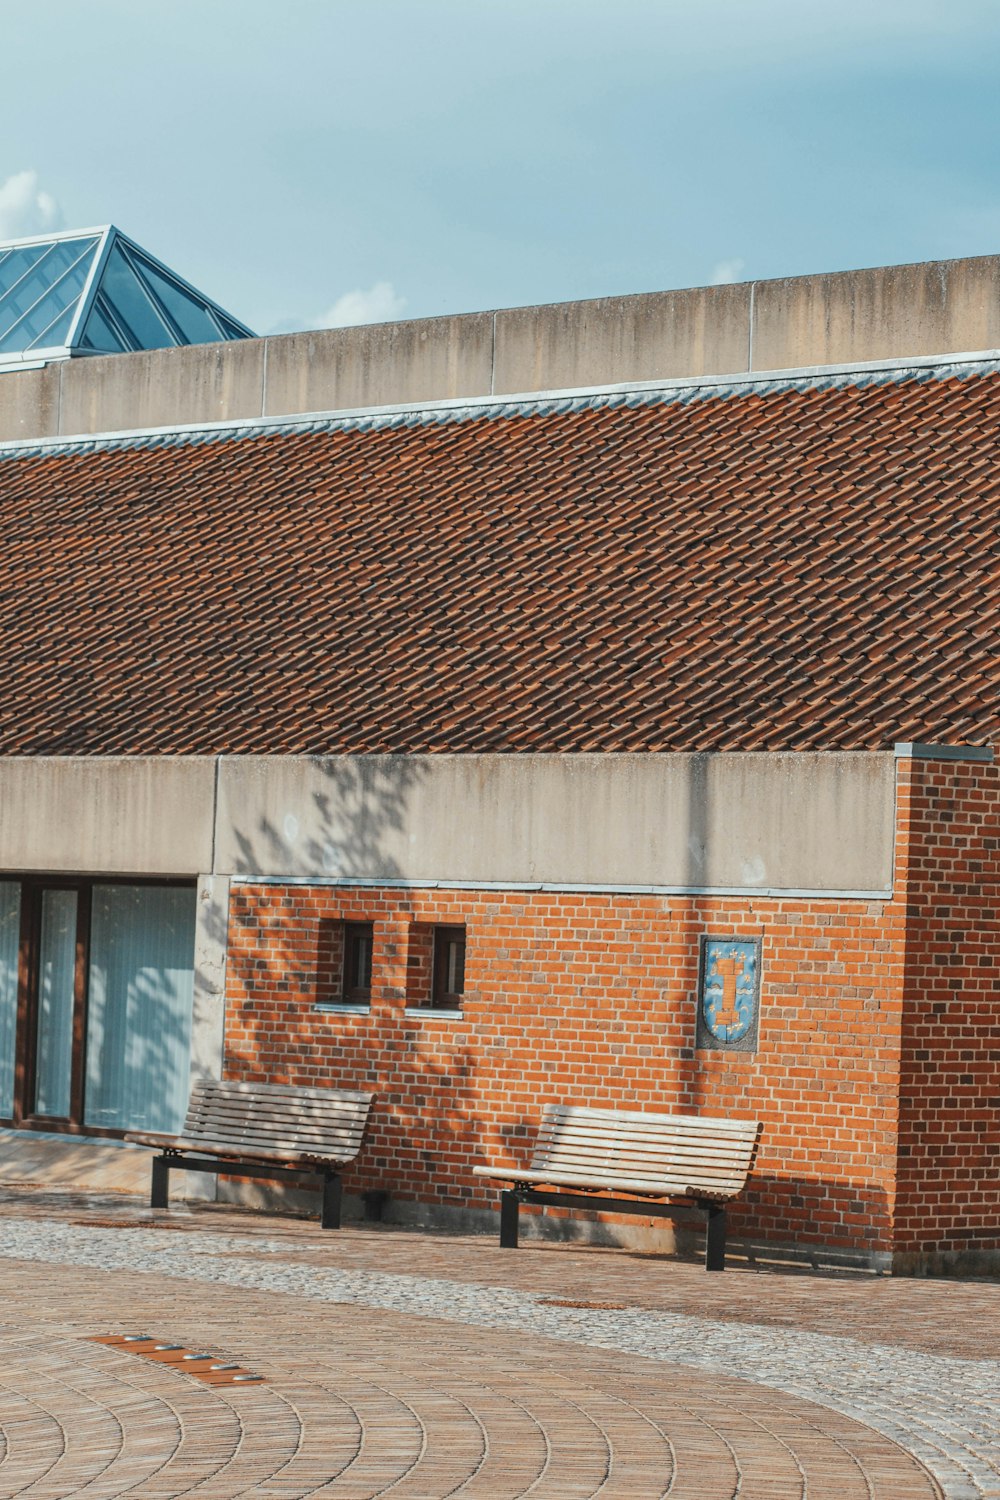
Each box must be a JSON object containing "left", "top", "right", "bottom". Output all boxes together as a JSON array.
[{"left": 0, "top": 225, "right": 253, "bottom": 364}]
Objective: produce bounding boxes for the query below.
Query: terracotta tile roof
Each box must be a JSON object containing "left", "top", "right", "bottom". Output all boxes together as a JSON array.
[{"left": 0, "top": 361, "right": 998, "bottom": 754}]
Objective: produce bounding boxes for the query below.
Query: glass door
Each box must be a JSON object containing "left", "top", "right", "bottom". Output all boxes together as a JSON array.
[{"left": 4, "top": 877, "right": 195, "bottom": 1135}]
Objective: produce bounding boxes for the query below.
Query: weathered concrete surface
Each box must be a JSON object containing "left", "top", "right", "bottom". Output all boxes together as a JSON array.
[
  {"left": 0, "top": 1126, "right": 211, "bottom": 1197},
  {"left": 58, "top": 338, "right": 265, "bottom": 435},
  {"left": 752, "top": 255, "right": 1000, "bottom": 370},
  {"left": 0, "top": 752, "right": 893, "bottom": 892},
  {"left": 215, "top": 752, "right": 895, "bottom": 893},
  {"left": 262, "top": 314, "right": 494, "bottom": 417},
  {"left": 492, "top": 283, "right": 752, "bottom": 393},
  {"left": 191, "top": 874, "right": 229, "bottom": 1082},
  {"left": 0, "top": 757, "right": 215, "bottom": 874},
  {"left": 3, "top": 254, "right": 1000, "bottom": 442},
  {"left": 0, "top": 362, "right": 60, "bottom": 440}
]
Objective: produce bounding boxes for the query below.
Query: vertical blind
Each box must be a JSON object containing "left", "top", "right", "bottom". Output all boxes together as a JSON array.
[
  {"left": 34, "top": 889, "right": 78, "bottom": 1118},
  {"left": 0, "top": 883, "right": 20, "bottom": 1119},
  {"left": 85, "top": 885, "right": 196, "bottom": 1134}
]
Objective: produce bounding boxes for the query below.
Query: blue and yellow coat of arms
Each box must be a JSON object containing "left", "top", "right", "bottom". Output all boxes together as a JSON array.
[{"left": 696, "top": 938, "right": 761, "bottom": 1051}]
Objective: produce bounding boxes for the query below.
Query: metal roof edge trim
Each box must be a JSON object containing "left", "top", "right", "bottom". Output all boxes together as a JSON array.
[
  {"left": 894, "top": 742, "right": 995, "bottom": 763},
  {"left": 0, "top": 223, "right": 114, "bottom": 253},
  {"left": 228, "top": 873, "right": 891, "bottom": 900},
  {"left": 2, "top": 346, "right": 999, "bottom": 460}
]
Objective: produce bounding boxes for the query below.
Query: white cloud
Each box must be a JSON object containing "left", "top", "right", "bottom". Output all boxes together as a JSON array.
[
  {"left": 0, "top": 170, "right": 62, "bottom": 241},
  {"left": 709, "top": 258, "right": 746, "bottom": 286},
  {"left": 315, "top": 281, "right": 407, "bottom": 329}
]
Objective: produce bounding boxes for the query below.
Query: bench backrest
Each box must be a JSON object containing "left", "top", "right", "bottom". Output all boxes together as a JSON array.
[
  {"left": 182, "top": 1078, "right": 373, "bottom": 1163},
  {"left": 531, "top": 1105, "right": 760, "bottom": 1198}
]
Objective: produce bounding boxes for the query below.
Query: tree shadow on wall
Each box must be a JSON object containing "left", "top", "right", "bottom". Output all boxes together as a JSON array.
[
  {"left": 193, "top": 754, "right": 428, "bottom": 1043},
  {"left": 204, "top": 755, "right": 539, "bottom": 1220},
  {"left": 224, "top": 755, "right": 425, "bottom": 883}
]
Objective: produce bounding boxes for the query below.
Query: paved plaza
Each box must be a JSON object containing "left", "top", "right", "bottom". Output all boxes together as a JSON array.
[{"left": 0, "top": 1188, "right": 996, "bottom": 1498}]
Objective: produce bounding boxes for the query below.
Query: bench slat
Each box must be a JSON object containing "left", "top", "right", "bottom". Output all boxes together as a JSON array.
[
  {"left": 181, "top": 1128, "right": 366, "bottom": 1148},
  {"left": 528, "top": 1160, "right": 748, "bottom": 1185},
  {"left": 184, "top": 1107, "right": 368, "bottom": 1131},
  {"left": 478, "top": 1106, "right": 761, "bottom": 1206},
  {"left": 189, "top": 1093, "right": 369, "bottom": 1109},
  {"left": 537, "top": 1125, "right": 756, "bottom": 1146},
  {"left": 473, "top": 1166, "right": 743, "bottom": 1200},
  {"left": 536, "top": 1119, "right": 758, "bottom": 1146},
  {"left": 536, "top": 1140, "right": 755, "bottom": 1164},
  {"left": 182, "top": 1129, "right": 366, "bottom": 1151},
  {"left": 529, "top": 1150, "right": 754, "bottom": 1176},
  {"left": 188, "top": 1080, "right": 373, "bottom": 1104},
  {"left": 185, "top": 1099, "right": 368, "bottom": 1120},
  {"left": 164, "top": 1138, "right": 360, "bottom": 1166},
  {"left": 544, "top": 1104, "right": 758, "bottom": 1135},
  {"left": 128, "top": 1080, "right": 375, "bottom": 1172},
  {"left": 183, "top": 1108, "right": 367, "bottom": 1134}
]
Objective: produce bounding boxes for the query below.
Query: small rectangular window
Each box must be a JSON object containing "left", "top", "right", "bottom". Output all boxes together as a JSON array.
[
  {"left": 342, "top": 922, "right": 374, "bottom": 1005},
  {"left": 432, "top": 926, "right": 466, "bottom": 1009}
]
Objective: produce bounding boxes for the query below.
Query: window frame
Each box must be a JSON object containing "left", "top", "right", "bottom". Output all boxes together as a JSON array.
[
  {"left": 431, "top": 924, "right": 466, "bottom": 1011},
  {"left": 341, "top": 920, "right": 374, "bottom": 1007}
]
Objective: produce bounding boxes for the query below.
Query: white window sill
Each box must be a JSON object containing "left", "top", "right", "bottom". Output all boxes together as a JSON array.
[
  {"left": 312, "top": 1003, "right": 371, "bottom": 1016},
  {"left": 403, "top": 1007, "right": 464, "bottom": 1020}
]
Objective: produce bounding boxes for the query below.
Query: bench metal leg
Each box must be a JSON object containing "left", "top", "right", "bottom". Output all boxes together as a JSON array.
[
  {"left": 321, "top": 1172, "right": 343, "bottom": 1229},
  {"left": 704, "top": 1203, "right": 726, "bottom": 1272},
  {"left": 499, "top": 1189, "right": 520, "bottom": 1249},
  {"left": 151, "top": 1156, "right": 170, "bottom": 1211}
]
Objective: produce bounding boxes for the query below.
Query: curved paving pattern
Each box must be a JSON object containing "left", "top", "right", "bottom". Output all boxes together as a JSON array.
[
  {"left": 0, "top": 1195, "right": 992, "bottom": 1497},
  {"left": 0, "top": 1302, "right": 934, "bottom": 1499}
]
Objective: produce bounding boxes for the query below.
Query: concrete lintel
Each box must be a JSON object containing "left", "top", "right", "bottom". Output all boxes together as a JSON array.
[
  {"left": 894, "top": 742, "right": 994, "bottom": 763},
  {"left": 216, "top": 752, "right": 896, "bottom": 894}
]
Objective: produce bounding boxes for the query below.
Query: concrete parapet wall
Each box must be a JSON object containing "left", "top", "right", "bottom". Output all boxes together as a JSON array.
[
  {"left": 752, "top": 257, "right": 1000, "bottom": 370},
  {"left": 262, "top": 315, "right": 494, "bottom": 418},
  {"left": 1, "top": 254, "right": 999, "bottom": 441},
  {"left": 491, "top": 283, "right": 752, "bottom": 392},
  {"left": 58, "top": 338, "right": 266, "bottom": 436}
]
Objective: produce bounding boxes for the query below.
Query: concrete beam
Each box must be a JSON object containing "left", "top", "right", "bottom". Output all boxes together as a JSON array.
[
  {"left": 0, "top": 757, "right": 216, "bottom": 875},
  {"left": 215, "top": 752, "right": 895, "bottom": 895}
]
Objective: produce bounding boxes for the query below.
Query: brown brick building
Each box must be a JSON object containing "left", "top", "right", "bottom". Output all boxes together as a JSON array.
[{"left": 0, "top": 251, "right": 998, "bottom": 1272}]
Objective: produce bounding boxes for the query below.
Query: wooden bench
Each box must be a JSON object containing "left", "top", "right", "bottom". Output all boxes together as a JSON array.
[
  {"left": 126, "top": 1078, "right": 375, "bottom": 1228},
  {"left": 474, "top": 1105, "right": 761, "bottom": 1271}
]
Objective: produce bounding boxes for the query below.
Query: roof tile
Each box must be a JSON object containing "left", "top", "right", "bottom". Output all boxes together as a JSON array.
[{"left": 0, "top": 369, "right": 997, "bottom": 753}]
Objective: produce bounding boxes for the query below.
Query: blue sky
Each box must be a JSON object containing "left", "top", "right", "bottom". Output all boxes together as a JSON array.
[{"left": 2, "top": 1, "right": 998, "bottom": 334}]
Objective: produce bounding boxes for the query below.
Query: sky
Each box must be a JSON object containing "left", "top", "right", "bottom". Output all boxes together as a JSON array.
[{"left": 1, "top": 0, "right": 999, "bottom": 336}]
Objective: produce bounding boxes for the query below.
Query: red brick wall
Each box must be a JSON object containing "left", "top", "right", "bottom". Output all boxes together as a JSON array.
[
  {"left": 223, "top": 882, "right": 906, "bottom": 1254},
  {"left": 894, "top": 754, "right": 1000, "bottom": 1262}
]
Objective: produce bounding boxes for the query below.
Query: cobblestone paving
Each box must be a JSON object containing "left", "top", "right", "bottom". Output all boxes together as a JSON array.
[{"left": 0, "top": 1192, "right": 995, "bottom": 1497}]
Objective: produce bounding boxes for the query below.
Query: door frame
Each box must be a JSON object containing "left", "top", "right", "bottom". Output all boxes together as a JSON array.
[{"left": 5, "top": 874, "right": 196, "bottom": 1138}]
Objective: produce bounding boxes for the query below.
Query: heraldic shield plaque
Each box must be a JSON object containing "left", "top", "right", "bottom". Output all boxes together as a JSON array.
[{"left": 696, "top": 937, "right": 761, "bottom": 1052}]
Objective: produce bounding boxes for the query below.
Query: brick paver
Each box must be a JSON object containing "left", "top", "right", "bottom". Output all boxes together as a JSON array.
[{"left": 0, "top": 1188, "right": 996, "bottom": 1497}]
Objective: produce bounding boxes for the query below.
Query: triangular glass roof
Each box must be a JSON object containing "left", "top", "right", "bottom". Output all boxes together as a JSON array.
[{"left": 0, "top": 225, "right": 253, "bottom": 365}]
